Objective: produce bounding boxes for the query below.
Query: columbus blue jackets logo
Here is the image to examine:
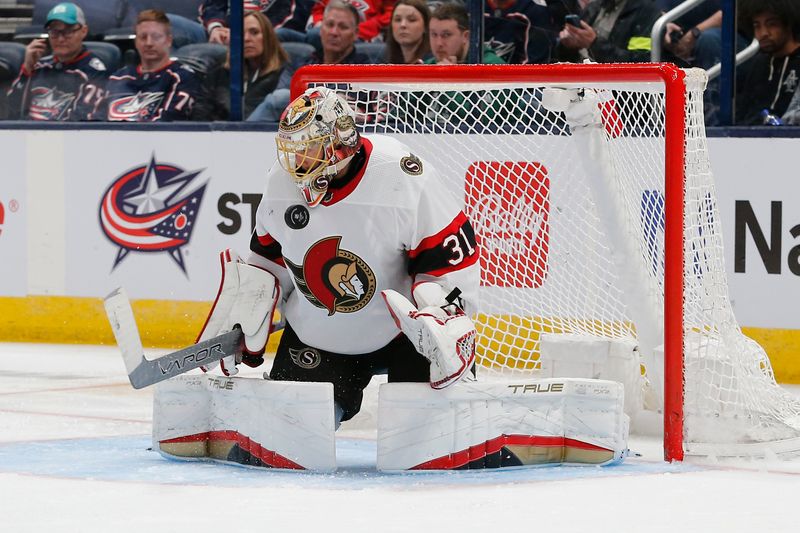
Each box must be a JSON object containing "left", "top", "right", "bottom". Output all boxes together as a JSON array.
[
  {"left": 108, "top": 92, "right": 164, "bottom": 121},
  {"left": 28, "top": 87, "right": 75, "bottom": 120},
  {"left": 285, "top": 236, "right": 376, "bottom": 315},
  {"left": 98, "top": 153, "right": 207, "bottom": 273}
]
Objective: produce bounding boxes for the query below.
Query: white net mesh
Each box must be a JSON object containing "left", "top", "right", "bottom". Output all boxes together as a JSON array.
[{"left": 304, "top": 66, "right": 800, "bottom": 456}]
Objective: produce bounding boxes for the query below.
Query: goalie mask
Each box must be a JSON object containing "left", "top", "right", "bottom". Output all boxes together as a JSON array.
[{"left": 276, "top": 87, "right": 362, "bottom": 207}]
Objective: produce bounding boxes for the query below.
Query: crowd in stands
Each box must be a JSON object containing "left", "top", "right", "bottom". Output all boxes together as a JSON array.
[{"left": 0, "top": 0, "right": 799, "bottom": 125}]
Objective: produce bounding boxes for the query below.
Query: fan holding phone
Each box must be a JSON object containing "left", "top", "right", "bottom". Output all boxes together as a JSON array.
[
  {"left": 7, "top": 2, "right": 109, "bottom": 121},
  {"left": 555, "top": 0, "right": 661, "bottom": 63}
]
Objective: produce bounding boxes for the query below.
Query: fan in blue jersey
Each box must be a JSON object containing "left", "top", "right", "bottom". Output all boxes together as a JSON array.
[
  {"left": 201, "top": 0, "right": 312, "bottom": 45},
  {"left": 198, "top": 87, "right": 480, "bottom": 425},
  {"left": 7, "top": 2, "right": 108, "bottom": 121},
  {"left": 93, "top": 9, "right": 203, "bottom": 121},
  {"left": 483, "top": 0, "right": 566, "bottom": 64}
]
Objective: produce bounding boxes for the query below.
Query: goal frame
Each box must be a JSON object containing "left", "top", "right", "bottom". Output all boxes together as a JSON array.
[{"left": 292, "top": 63, "right": 688, "bottom": 462}]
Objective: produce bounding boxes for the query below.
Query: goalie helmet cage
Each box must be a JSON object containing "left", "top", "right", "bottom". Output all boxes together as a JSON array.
[{"left": 291, "top": 64, "right": 800, "bottom": 462}]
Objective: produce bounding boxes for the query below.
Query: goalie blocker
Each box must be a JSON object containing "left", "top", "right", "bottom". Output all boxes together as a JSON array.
[{"left": 197, "top": 249, "right": 281, "bottom": 376}]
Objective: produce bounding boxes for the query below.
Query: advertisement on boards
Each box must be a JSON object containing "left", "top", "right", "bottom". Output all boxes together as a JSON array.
[
  {"left": 19, "top": 128, "right": 799, "bottom": 331},
  {"left": 709, "top": 137, "right": 800, "bottom": 330},
  {"left": 63, "top": 131, "right": 277, "bottom": 301},
  {"left": 0, "top": 132, "right": 26, "bottom": 296}
]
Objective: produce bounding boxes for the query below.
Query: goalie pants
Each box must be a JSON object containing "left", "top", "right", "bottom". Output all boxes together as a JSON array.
[{"left": 269, "top": 322, "right": 430, "bottom": 422}]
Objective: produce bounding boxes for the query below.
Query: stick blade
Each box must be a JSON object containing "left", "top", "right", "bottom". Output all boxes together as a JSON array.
[
  {"left": 103, "top": 287, "right": 243, "bottom": 389},
  {"left": 139, "top": 330, "right": 242, "bottom": 388},
  {"left": 104, "top": 287, "right": 147, "bottom": 385}
]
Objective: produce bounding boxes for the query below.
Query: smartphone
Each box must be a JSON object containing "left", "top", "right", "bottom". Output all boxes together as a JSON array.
[
  {"left": 30, "top": 34, "right": 51, "bottom": 53},
  {"left": 669, "top": 29, "right": 685, "bottom": 44},
  {"left": 565, "top": 14, "right": 582, "bottom": 28}
]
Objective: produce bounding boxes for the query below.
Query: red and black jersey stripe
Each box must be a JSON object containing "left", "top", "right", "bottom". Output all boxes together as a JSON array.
[
  {"left": 250, "top": 231, "right": 285, "bottom": 267},
  {"left": 407, "top": 213, "right": 479, "bottom": 278}
]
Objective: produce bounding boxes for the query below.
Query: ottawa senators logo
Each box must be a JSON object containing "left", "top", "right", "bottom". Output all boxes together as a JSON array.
[
  {"left": 279, "top": 91, "right": 321, "bottom": 133},
  {"left": 289, "top": 347, "right": 322, "bottom": 369},
  {"left": 400, "top": 154, "right": 423, "bottom": 176},
  {"left": 285, "top": 236, "right": 376, "bottom": 315}
]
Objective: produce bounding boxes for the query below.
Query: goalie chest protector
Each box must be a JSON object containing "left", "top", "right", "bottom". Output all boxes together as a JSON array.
[{"left": 252, "top": 134, "right": 478, "bottom": 355}]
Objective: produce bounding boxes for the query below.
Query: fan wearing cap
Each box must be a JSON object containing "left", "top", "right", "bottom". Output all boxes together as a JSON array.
[{"left": 6, "top": 2, "right": 108, "bottom": 120}]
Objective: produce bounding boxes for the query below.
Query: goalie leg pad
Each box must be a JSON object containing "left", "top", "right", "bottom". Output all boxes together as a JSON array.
[
  {"left": 538, "top": 333, "right": 646, "bottom": 416},
  {"left": 377, "top": 379, "right": 629, "bottom": 471},
  {"left": 153, "top": 375, "right": 336, "bottom": 472}
]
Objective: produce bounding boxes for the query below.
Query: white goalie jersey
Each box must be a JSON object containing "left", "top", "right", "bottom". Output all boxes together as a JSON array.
[{"left": 248, "top": 134, "right": 479, "bottom": 355}]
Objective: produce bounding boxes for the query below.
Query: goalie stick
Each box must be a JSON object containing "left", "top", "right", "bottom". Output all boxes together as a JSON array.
[{"left": 104, "top": 287, "right": 242, "bottom": 389}]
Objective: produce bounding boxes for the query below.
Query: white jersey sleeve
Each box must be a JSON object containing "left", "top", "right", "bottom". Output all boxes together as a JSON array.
[
  {"left": 404, "top": 160, "right": 479, "bottom": 314},
  {"left": 246, "top": 177, "right": 294, "bottom": 305}
]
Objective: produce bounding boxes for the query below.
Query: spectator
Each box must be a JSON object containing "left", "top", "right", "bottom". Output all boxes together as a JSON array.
[
  {"left": 6, "top": 2, "right": 108, "bottom": 121},
  {"left": 659, "top": 2, "right": 750, "bottom": 126},
  {"left": 736, "top": 0, "right": 800, "bottom": 125},
  {"left": 384, "top": 0, "right": 431, "bottom": 64},
  {"left": 544, "top": 0, "right": 582, "bottom": 31},
  {"left": 94, "top": 10, "right": 203, "bottom": 121},
  {"left": 662, "top": 3, "right": 723, "bottom": 69},
  {"left": 308, "top": 0, "right": 395, "bottom": 44},
  {"left": 201, "top": 0, "right": 312, "bottom": 45},
  {"left": 248, "top": 0, "right": 371, "bottom": 121},
  {"left": 205, "top": 11, "right": 289, "bottom": 120},
  {"left": 426, "top": 3, "right": 504, "bottom": 64},
  {"left": 484, "top": 0, "right": 566, "bottom": 64},
  {"left": 556, "top": 0, "right": 661, "bottom": 63},
  {"left": 420, "top": 3, "right": 507, "bottom": 127}
]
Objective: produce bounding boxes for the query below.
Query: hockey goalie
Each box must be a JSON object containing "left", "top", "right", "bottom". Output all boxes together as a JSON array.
[{"left": 151, "top": 87, "right": 629, "bottom": 471}]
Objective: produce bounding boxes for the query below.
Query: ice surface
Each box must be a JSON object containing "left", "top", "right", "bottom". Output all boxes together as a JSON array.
[{"left": 1, "top": 342, "right": 799, "bottom": 532}]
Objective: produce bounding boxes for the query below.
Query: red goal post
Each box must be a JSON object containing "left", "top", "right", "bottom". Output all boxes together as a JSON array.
[{"left": 290, "top": 63, "right": 800, "bottom": 462}]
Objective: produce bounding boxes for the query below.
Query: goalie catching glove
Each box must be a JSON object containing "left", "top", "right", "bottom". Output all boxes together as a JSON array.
[
  {"left": 198, "top": 249, "right": 280, "bottom": 376},
  {"left": 382, "top": 282, "right": 476, "bottom": 389}
]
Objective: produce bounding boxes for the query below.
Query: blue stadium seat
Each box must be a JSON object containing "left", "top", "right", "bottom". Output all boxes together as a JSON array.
[
  {"left": 173, "top": 43, "right": 227, "bottom": 76},
  {"left": 17, "top": 1, "right": 202, "bottom": 42},
  {"left": 281, "top": 42, "right": 316, "bottom": 65},
  {"left": 131, "top": 1, "right": 203, "bottom": 20},
  {"left": 0, "top": 42, "right": 25, "bottom": 82},
  {"left": 83, "top": 41, "right": 122, "bottom": 73},
  {"left": 102, "top": 26, "right": 136, "bottom": 48},
  {"left": 16, "top": 0, "right": 128, "bottom": 41},
  {"left": 355, "top": 42, "right": 386, "bottom": 64}
]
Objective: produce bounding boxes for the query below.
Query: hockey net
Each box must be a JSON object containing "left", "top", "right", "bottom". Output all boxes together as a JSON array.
[{"left": 292, "top": 64, "right": 800, "bottom": 461}]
